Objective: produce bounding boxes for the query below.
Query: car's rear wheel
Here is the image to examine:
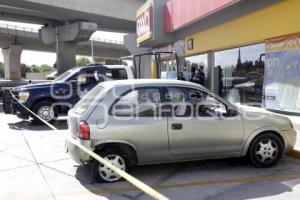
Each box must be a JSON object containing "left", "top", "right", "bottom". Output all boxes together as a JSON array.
[
  {"left": 249, "top": 133, "right": 284, "bottom": 168},
  {"left": 92, "top": 149, "right": 130, "bottom": 183},
  {"left": 32, "top": 101, "right": 58, "bottom": 124}
]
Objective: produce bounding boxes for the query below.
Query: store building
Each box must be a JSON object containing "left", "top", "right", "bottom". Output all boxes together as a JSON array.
[{"left": 133, "top": 0, "right": 300, "bottom": 115}]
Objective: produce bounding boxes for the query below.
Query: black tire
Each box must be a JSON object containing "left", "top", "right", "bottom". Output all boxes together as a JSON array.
[
  {"left": 32, "top": 101, "right": 58, "bottom": 124},
  {"left": 248, "top": 133, "right": 284, "bottom": 168},
  {"left": 91, "top": 149, "right": 131, "bottom": 183}
]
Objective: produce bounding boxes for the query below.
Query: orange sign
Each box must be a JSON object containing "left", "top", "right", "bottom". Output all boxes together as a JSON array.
[{"left": 136, "top": 3, "right": 152, "bottom": 44}]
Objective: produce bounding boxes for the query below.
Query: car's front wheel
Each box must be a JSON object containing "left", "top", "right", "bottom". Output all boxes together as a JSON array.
[
  {"left": 32, "top": 101, "right": 58, "bottom": 124},
  {"left": 92, "top": 149, "right": 130, "bottom": 183},
  {"left": 249, "top": 133, "right": 284, "bottom": 168}
]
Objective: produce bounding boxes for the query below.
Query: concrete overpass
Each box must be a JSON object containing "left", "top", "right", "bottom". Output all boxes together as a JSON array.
[
  {"left": 0, "top": 0, "right": 145, "bottom": 79},
  {"left": 0, "top": 23, "right": 130, "bottom": 57},
  {"left": 0, "top": 23, "right": 130, "bottom": 79},
  {"left": 0, "top": 0, "right": 145, "bottom": 32}
]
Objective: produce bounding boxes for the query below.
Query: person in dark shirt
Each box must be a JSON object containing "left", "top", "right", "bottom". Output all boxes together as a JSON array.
[
  {"left": 189, "top": 65, "right": 196, "bottom": 83},
  {"left": 178, "top": 72, "right": 185, "bottom": 81},
  {"left": 191, "top": 65, "right": 205, "bottom": 86},
  {"left": 197, "top": 65, "right": 205, "bottom": 86}
]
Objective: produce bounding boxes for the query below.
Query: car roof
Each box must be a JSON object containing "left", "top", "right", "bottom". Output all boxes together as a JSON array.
[
  {"left": 100, "top": 79, "right": 207, "bottom": 90},
  {"left": 104, "top": 65, "right": 132, "bottom": 70},
  {"left": 98, "top": 79, "right": 239, "bottom": 110},
  {"left": 76, "top": 64, "right": 129, "bottom": 71}
]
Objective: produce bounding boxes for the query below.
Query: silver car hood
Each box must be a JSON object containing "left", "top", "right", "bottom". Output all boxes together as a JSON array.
[{"left": 236, "top": 104, "right": 292, "bottom": 131}]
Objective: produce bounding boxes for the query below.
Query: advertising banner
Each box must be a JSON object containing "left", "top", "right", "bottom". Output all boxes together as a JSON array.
[
  {"left": 136, "top": 3, "right": 152, "bottom": 44},
  {"left": 164, "top": 0, "right": 238, "bottom": 33},
  {"left": 264, "top": 33, "right": 300, "bottom": 113}
]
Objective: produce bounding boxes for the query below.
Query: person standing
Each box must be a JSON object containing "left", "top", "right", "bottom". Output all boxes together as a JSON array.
[
  {"left": 190, "top": 65, "right": 205, "bottom": 86},
  {"left": 198, "top": 65, "right": 205, "bottom": 86},
  {"left": 189, "top": 65, "right": 197, "bottom": 83}
]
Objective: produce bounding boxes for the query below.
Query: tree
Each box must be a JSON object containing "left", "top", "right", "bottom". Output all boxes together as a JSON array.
[
  {"left": 76, "top": 57, "right": 91, "bottom": 66},
  {"left": 39, "top": 64, "right": 52, "bottom": 72},
  {"left": 0, "top": 62, "right": 53, "bottom": 79},
  {"left": 31, "top": 64, "right": 40, "bottom": 73},
  {"left": 21, "top": 64, "right": 31, "bottom": 78},
  {"left": 29, "top": 64, "right": 52, "bottom": 73}
]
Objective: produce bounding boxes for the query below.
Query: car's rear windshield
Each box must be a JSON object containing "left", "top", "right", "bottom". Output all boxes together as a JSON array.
[{"left": 73, "top": 85, "right": 105, "bottom": 114}]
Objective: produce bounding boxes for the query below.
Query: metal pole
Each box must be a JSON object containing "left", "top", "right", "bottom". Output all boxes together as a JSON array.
[
  {"left": 55, "top": 27, "right": 60, "bottom": 73},
  {"left": 91, "top": 39, "right": 94, "bottom": 63},
  {"left": 175, "top": 52, "right": 179, "bottom": 79}
]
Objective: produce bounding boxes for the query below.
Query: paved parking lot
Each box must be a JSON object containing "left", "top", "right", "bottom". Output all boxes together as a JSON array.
[{"left": 1, "top": 102, "right": 300, "bottom": 200}]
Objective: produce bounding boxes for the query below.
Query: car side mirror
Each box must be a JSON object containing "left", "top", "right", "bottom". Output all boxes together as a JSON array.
[{"left": 227, "top": 107, "right": 238, "bottom": 117}]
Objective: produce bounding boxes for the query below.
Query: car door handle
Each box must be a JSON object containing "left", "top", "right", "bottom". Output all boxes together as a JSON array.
[{"left": 171, "top": 123, "right": 183, "bottom": 130}]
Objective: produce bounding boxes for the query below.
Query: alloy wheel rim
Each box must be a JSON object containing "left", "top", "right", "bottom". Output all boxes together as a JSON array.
[
  {"left": 37, "top": 106, "right": 55, "bottom": 122},
  {"left": 255, "top": 139, "right": 278, "bottom": 163},
  {"left": 98, "top": 154, "right": 126, "bottom": 182}
]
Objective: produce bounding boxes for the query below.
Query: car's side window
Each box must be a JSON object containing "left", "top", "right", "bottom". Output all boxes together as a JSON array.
[
  {"left": 165, "top": 87, "right": 228, "bottom": 117},
  {"left": 111, "top": 69, "right": 128, "bottom": 80},
  {"left": 165, "top": 87, "right": 193, "bottom": 117},
  {"left": 77, "top": 71, "right": 98, "bottom": 85},
  {"left": 111, "top": 88, "right": 161, "bottom": 117},
  {"left": 195, "top": 91, "right": 227, "bottom": 117}
]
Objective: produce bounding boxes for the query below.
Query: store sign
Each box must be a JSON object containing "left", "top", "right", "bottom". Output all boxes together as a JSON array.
[
  {"left": 136, "top": 4, "right": 152, "bottom": 44},
  {"left": 164, "top": 0, "right": 238, "bottom": 32},
  {"left": 264, "top": 33, "right": 300, "bottom": 113}
]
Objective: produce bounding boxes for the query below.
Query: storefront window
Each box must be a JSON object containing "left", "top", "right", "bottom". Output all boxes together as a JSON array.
[
  {"left": 214, "top": 43, "right": 265, "bottom": 106},
  {"left": 264, "top": 34, "right": 300, "bottom": 113},
  {"left": 160, "top": 59, "right": 178, "bottom": 79},
  {"left": 184, "top": 54, "right": 208, "bottom": 87}
]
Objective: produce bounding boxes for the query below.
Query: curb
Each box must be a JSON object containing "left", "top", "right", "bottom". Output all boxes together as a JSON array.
[{"left": 287, "top": 149, "right": 300, "bottom": 159}]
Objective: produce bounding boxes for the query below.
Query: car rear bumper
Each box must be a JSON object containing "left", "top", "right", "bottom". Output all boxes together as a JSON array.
[{"left": 65, "top": 134, "right": 93, "bottom": 164}]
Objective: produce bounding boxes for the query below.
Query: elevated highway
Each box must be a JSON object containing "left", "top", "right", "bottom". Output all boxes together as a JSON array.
[
  {"left": 0, "top": 23, "right": 130, "bottom": 80},
  {"left": 0, "top": 0, "right": 145, "bottom": 78},
  {"left": 0, "top": 23, "right": 130, "bottom": 58},
  {"left": 0, "top": 0, "right": 145, "bottom": 32}
]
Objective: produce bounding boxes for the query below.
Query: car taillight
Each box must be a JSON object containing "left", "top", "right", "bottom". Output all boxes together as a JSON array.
[{"left": 78, "top": 121, "right": 90, "bottom": 140}]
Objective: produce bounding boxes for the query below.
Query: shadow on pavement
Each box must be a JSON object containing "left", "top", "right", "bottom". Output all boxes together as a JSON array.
[
  {"left": 0, "top": 101, "right": 68, "bottom": 131},
  {"left": 8, "top": 120, "right": 68, "bottom": 131},
  {"left": 75, "top": 164, "right": 95, "bottom": 185},
  {"left": 75, "top": 157, "right": 300, "bottom": 200}
]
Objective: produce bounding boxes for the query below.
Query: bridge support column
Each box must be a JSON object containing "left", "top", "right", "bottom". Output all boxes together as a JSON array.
[
  {"left": 40, "top": 21, "right": 97, "bottom": 75},
  {"left": 56, "top": 42, "right": 76, "bottom": 75},
  {"left": 2, "top": 45, "right": 23, "bottom": 80}
]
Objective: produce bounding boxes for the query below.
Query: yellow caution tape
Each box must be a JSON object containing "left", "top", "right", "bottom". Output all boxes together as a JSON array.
[{"left": 9, "top": 90, "right": 169, "bottom": 200}]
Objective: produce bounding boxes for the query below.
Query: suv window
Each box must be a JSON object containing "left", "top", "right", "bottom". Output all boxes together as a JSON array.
[
  {"left": 77, "top": 71, "right": 99, "bottom": 85},
  {"left": 165, "top": 87, "right": 228, "bottom": 117},
  {"left": 107, "top": 68, "right": 128, "bottom": 80},
  {"left": 110, "top": 88, "right": 161, "bottom": 117}
]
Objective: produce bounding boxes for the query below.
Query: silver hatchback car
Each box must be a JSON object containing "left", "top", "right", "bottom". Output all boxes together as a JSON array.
[{"left": 66, "top": 79, "right": 296, "bottom": 183}]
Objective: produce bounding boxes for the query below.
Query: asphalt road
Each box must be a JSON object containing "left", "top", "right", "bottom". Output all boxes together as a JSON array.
[{"left": 1, "top": 103, "right": 300, "bottom": 200}]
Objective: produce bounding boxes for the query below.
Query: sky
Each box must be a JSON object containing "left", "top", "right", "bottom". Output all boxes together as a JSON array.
[{"left": 0, "top": 20, "right": 126, "bottom": 66}]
